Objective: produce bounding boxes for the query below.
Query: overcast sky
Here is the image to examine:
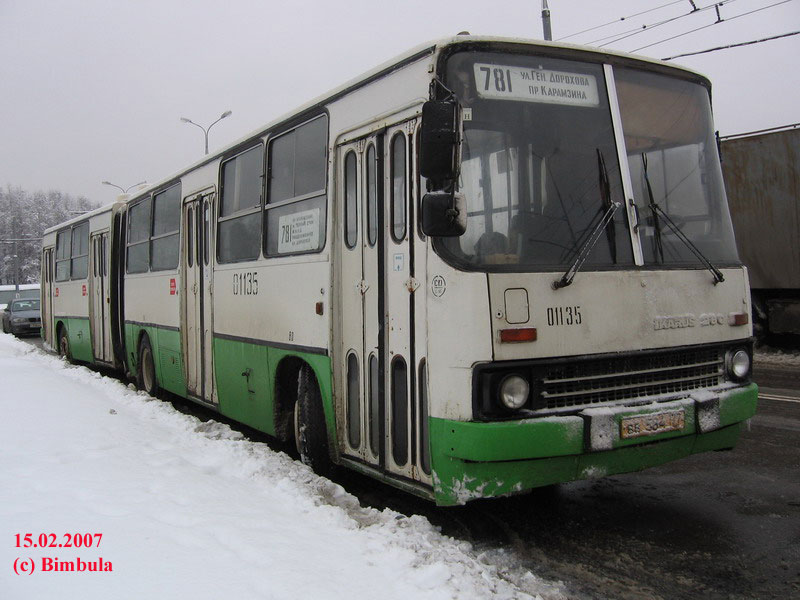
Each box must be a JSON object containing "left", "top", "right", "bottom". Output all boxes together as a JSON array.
[{"left": 1, "top": 0, "right": 798, "bottom": 203}]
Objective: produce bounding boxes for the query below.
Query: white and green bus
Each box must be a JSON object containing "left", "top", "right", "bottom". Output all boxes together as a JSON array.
[{"left": 42, "top": 36, "right": 757, "bottom": 505}]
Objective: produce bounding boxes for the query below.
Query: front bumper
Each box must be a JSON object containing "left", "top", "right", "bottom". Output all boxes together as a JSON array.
[
  {"left": 10, "top": 322, "right": 41, "bottom": 336},
  {"left": 429, "top": 383, "right": 758, "bottom": 505}
]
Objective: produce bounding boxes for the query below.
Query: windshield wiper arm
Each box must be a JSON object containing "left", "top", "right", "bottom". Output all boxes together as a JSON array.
[
  {"left": 640, "top": 154, "right": 724, "bottom": 285},
  {"left": 649, "top": 202, "right": 725, "bottom": 285},
  {"left": 553, "top": 200, "right": 621, "bottom": 290}
]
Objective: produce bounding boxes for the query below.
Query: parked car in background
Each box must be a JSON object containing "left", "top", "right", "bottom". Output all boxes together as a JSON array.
[
  {"left": 2, "top": 298, "right": 42, "bottom": 337},
  {"left": 0, "top": 284, "right": 40, "bottom": 312}
]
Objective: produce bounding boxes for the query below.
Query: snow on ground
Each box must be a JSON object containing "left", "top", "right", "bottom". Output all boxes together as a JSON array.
[
  {"left": 754, "top": 345, "right": 800, "bottom": 368},
  {"left": 0, "top": 333, "right": 563, "bottom": 600}
]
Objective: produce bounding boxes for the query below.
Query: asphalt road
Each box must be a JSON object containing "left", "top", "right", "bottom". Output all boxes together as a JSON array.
[
  {"left": 349, "top": 361, "right": 800, "bottom": 600},
  {"left": 16, "top": 335, "right": 800, "bottom": 599}
]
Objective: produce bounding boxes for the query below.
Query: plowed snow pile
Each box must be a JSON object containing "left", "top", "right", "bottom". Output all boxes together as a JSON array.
[{"left": 0, "top": 334, "right": 562, "bottom": 600}]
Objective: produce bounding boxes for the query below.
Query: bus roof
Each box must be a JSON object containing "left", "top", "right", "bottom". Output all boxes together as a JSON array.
[
  {"left": 43, "top": 202, "right": 118, "bottom": 237},
  {"left": 95, "top": 35, "right": 711, "bottom": 208}
]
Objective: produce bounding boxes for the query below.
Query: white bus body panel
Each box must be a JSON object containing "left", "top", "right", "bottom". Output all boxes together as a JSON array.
[{"left": 487, "top": 268, "right": 752, "bottom": 361}]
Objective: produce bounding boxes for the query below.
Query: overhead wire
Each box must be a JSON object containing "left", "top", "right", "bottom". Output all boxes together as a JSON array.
[
  {"left": 592, "top": 0, "right": 740, "bottom": 47},
  {"left": 630, "top": 0, "right": 795, "bottom": 52},
  {"left": 662, "top": 29, "right": 800, "bottom": 59},
  {"left": 555, "top": 0, "right": 686, "bottom": 41}
]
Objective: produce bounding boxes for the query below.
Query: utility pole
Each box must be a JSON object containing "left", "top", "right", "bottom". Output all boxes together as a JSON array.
[
  {"left": 11, "top": 240, "right": 19, "bottom": 291},
  {"left": 542, "top": 0, "right": 553, "bottom": 41}
]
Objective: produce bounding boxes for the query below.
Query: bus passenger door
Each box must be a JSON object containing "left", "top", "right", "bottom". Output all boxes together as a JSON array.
[
  {"left": 336, "top": 119, "right": 429, "bottom": 485},
  {"left": 336, "top": 136, "right": 381, "bottom": 468},
  {"left": 182, "top": 191, "right": 216, "bottom": 404},
  {"left": 41, "top": 247, "right": 55, "bottom": 347},
  {"left": 383, "top": 120, "right": 425, "bottom": 483},
  {"left": 89, "top": 232, "right": 111, "bottom": 362}
]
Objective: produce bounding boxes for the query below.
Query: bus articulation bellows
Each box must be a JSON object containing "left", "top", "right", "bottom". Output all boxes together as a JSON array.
[{"left": 41, "top": 36, "right": 757, "bottom": 505}]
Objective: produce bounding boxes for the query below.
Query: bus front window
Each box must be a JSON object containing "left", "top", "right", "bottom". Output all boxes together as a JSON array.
[
  {"left": 439, "top": 52, "right": 634, "bottom": 271},
  {"left": 615, "top": 68, "right": 739, "bottom": 266}
]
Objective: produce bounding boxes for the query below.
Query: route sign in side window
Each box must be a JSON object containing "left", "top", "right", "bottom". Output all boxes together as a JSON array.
[{"left": 265, "top": 115, "right": 328, "bottom": 257}]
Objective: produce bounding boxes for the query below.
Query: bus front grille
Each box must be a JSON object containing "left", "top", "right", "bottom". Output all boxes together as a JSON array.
[{"left": 535, "top": 346, "right": 724, "bottom": 411}]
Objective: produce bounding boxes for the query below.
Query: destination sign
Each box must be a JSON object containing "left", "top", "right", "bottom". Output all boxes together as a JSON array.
[
  {"left": 278, "top": 208, "right": 320, "bottom": 254},
  {"left": 473, "top": 63, "right": 600, "bottom": 107}
]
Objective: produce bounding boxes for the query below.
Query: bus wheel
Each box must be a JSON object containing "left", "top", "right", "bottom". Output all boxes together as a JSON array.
[
  {"left": 295, "top": 365, "right": 334, "bottom": 477},
  {"left": 137, "top": 336, "right": 160, "bottom": 397},
  {"left": 58, "top": 327, "right": 72, "bottom": 362}
]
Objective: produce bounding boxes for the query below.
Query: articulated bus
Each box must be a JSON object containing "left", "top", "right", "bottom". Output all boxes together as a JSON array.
[{"left": 41, "top": 36, "right": 757, "bottom": 505}]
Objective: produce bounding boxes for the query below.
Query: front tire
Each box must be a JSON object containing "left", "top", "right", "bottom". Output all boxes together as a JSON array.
[
  {"left": 295, "top": 365, "right": 334, "bottom": 477},
  {"left": 137, "top": 336, "right": 160, "bottom": 397}
]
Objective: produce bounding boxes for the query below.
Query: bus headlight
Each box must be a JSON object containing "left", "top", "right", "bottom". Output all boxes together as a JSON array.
[
  {"left": 499, "top": 375, "right": 529, "bottom": 410},
  {"left": 726, "top": 349, "right": 751, "bottom": 381}
]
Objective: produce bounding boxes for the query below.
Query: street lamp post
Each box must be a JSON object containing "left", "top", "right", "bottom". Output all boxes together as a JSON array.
[
  {"left": 101, "top": 180, "right": 147, "bottom": 194},
  {"left": 180, "top": 110, "right": 232, "bottom": 155}
]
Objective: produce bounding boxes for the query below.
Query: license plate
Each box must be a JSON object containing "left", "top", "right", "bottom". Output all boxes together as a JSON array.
[{"left": 620, "top": 410, "right": 685, "bottom": 439}]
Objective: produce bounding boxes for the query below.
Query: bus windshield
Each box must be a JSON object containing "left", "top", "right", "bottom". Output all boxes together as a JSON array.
[{"left": 436, "top": 51, "right": 739, "bottom": 272}]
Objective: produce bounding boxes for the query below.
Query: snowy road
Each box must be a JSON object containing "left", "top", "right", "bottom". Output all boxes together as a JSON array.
[{"left": 0, "top": 334, "right": 561, "bottom": 600}]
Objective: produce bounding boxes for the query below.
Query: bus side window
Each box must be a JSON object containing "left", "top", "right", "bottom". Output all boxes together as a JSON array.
[
  {"left": 56, "top": 230, "right": 70, "bottom": 281},
  {"left": 127, "top": 198, "right": 151, "bottom": 274},
  {"left": 218, "top": 145, "right": 263, "bottom": 263},
  {"left": 366, "top": 143, "right": 378, "bottom": 247},
  {"left": 344, "top": 150, "right": 358, "bottom": 249},
  {"left": 390, "top": 132, "right": 407, "bottom": 243},
  {"left": 264, "top": 115, "right": 328, "bottom": 257},
  {"left": 187, "top": 207, "right": 193, "bottom": 268},
  {"left": 203, "top": 201, "right": 210, "bottom": 266},
  {"left": 151, "top": 184, "right": 181, "bottom": 271},
  {"left": 70, "top": 222, "right": 89, "bottom": 280}
]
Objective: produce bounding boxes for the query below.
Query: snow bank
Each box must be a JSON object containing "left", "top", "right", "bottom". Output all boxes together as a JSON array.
[
  {"left": 0, "top": 334, "right": 562, "bottom": 600},
  {"left": 755, "top": 346, "right": 800, "bottom": 368}
]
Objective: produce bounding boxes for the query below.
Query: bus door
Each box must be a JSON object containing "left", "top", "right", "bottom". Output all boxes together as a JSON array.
[
  {"left": 89, "top": 232, "right": 112, "bottom": 362},
  {"left": 337, "top": 135, "right": 380, "bottom": 468},
  {"left": 182, "top": 191, "right": 216, "bottom": 404},
  {"left": 337, "top": 118, "right": 429, "bottom": 483},
  {"left": 41, "top": 247, "right": 55, "bottom": 347}
]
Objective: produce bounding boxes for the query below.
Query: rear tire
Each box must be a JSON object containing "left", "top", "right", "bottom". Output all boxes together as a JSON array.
[
  {"left": 58, "top": 327, "right": 72, "bottom": 362},
  {"left": 295, "top": 365, "right": 334, "bottom": 477},
  {"left": 137, "top": 336, "right": 160, "bottom": 397}
]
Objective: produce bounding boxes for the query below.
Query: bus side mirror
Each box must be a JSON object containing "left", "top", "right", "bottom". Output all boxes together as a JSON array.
[
  {"left": 419, "top": 100, "right": 458, "bottom": 180},
  {"left": 421, "top": 191, "right": 466, "bottom": 237}
]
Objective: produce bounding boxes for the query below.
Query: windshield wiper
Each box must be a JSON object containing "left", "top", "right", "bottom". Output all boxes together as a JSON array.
[
  {"left": 552, "top": 149, "right": 620, "bottom": 290},
  {"left": 553, "top": 199, "right": 620, "bottom": 290},
  {"left": 640, "top": 154, "right": 724, "bottom": 285}
]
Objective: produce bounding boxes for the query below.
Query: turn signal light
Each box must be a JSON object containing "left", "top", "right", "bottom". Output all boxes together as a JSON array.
[
  {"left": 728, "top": 312, "right": 749, "bottom": 326},
  {"left": 499, "top": 328, "right": 537, "bottom": 343}
]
